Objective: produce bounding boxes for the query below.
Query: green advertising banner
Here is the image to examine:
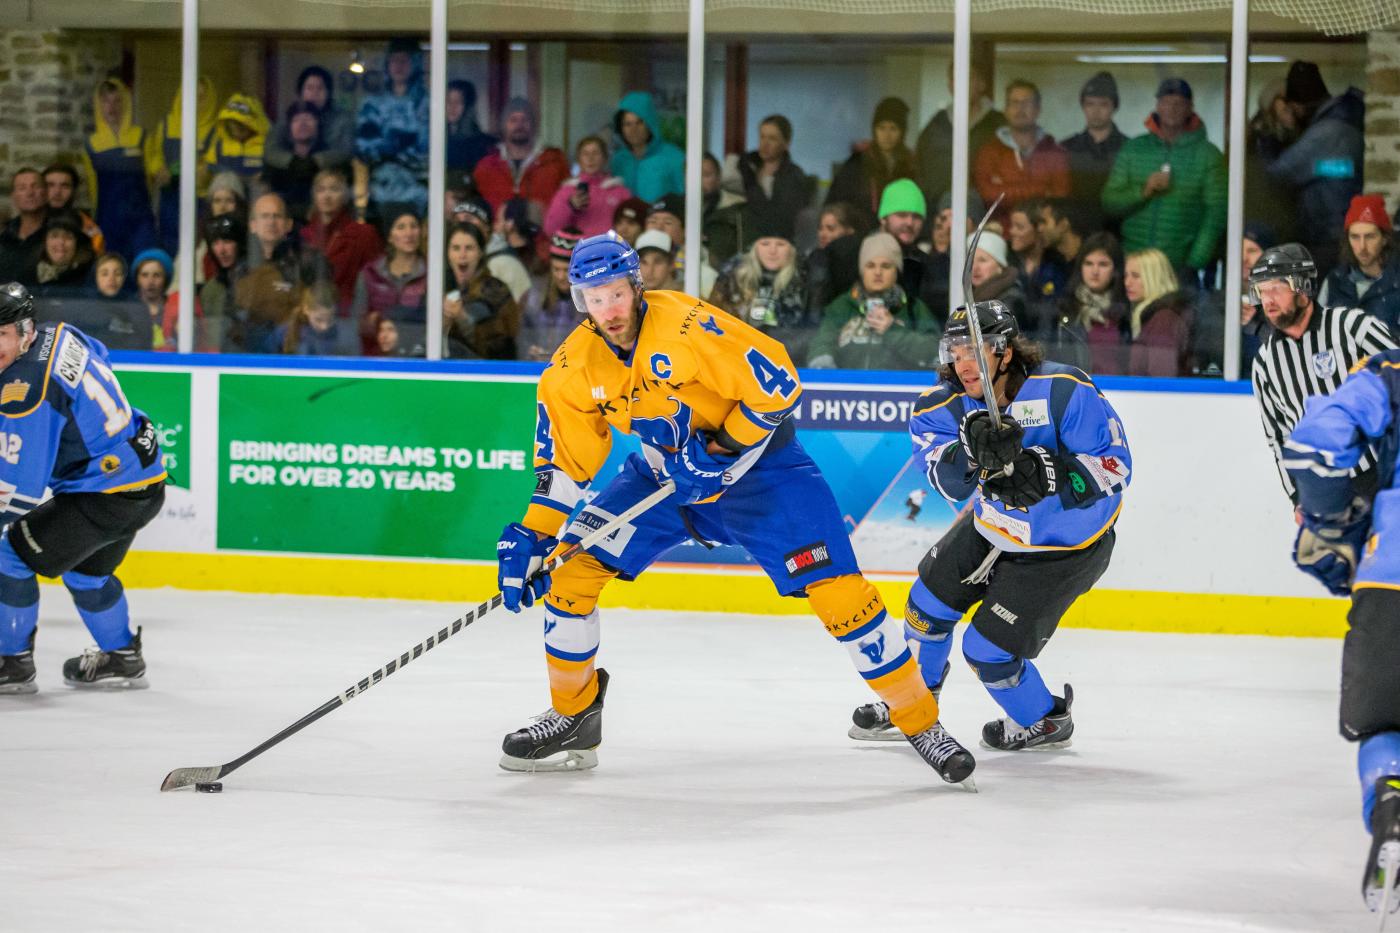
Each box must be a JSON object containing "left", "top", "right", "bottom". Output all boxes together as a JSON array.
[
  {"left": 218, "top": 374, "right": 537, "bottom": 559},
  {"left": 117, "top": 369, "right": 192, "bottom": 489}
]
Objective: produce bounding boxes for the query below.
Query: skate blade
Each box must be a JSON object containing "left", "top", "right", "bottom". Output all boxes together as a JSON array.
[
  {"left": 959, "top": 775, "right": 978, "bottom": 793},
  {"left": 499, "top": 748, "right": 598, "bottom": 773},
  {"left": 0, "top": 680, "right": 37, "bottom": 695},
  {"left": 63, "top": 674, "right": 148, "bottom": 690},
  {"left": 1368, "top": 841, "right": 1400, "bottom": 921},
  {"left": 848, "top": 724, "right": 906, "bottom": 742},
  {"left": 979, "top": 737, "right": 1073, "bottom": 752}
]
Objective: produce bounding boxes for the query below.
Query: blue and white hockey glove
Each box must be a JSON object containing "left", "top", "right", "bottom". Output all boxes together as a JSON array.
[
  {"left": 661, "top": 433, "right": 736, "bottom": 505},
  {"left": 1293, "top": 501, "right": 1371, "bottom": 597},
  {"left": 496, "top": 522, "right": 558, "bottom": 612}
]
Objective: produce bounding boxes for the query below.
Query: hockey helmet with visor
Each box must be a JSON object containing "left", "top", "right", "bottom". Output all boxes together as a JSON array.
[
  {"left": 938, "top": 300, "right": 1018, "bottom": 365},
  {"left": 569, "top": 230, "right": 643, "bottom": 314},
  {"left": 1247, "top": 243, "right": 1316, "bottom": 306}
]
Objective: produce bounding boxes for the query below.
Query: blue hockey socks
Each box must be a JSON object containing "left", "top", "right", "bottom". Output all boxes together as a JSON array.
[
  {"left": 963, "top": 625, "right": 1054, "bottom": 727},
  {"left": 903, "top": 578, "right": 959, "bottom": 690},
  {"left": 1360, "top": 732, "right": 1400, "bottom": 827},
  {"left": 62, "top": 572, "right": 133, "bottom": 652},
  {"left": 0, "top": 534, "right": 38, "bottom": 655}
]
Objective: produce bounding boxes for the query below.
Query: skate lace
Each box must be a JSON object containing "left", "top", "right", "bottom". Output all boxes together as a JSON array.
[
  {"left": 910, "top": 725, "right": 964, "bottom": 766},
  {"left": 525, "top": 709, "right": 574, "bottom": 741},
  {"left": 860, "top": 701, "right": 890, "bottom": 721},
  {"left": 78, "top": 647, "right": 107, "bottom": 676}
]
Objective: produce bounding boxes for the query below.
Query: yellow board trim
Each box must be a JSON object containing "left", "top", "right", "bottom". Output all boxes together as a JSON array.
[{"left": 109, "top": 550, "right": 1350, "bottom": 640}]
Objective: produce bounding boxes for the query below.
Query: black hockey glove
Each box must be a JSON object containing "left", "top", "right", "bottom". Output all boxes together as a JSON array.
[
  {"left": 958, "top": 410, "right": 1024, "bottom": 473},
  {"left": 982, "top": 446, "right": 1097, "bottom": 509},
  {"left": 1293, "top": 498, "right": 1371, "bottom": 597}
]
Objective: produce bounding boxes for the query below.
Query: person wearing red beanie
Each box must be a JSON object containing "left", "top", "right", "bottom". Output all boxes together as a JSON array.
[{"left": 1318, "top": 194, "right": 1400, "bottom": 329}]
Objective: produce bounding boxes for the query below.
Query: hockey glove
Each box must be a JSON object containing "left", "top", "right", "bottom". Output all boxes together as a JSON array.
[
  {"left": 959, "top": 410, "right": 1024, "bottom": 473},
  {"left": 1293, "top": 500, "right": 1371, "bottom": 597},
  {"left": 661, "top": 432, "right": 736, "bottom": 505},
  {"left": 981, "top": 446, "right": 1063, "bottom": 509},
  {"left": 496, "top": 522, "right": 558, "bottom": 612}
]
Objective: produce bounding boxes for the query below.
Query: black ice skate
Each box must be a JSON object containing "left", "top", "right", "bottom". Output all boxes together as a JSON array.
[
  {"left": 1364, "top": 775, "right": 1400, "bottom": 920},
  {"left": 849, "top": 661, "right": 950, "bottom": 742},
  {"left": 981, "top": 684, "right": 1074, "bottom": 751},
  {"left": 500, "top": 668, "right": 609, "bottom": 773},
  {"left": 62, "top": 627, "right": 147, "bottom": 689},
  {"left": 0, "top": 629, "right": 36, "bottom": 695},
  {"left": 906, "top": 721, "right": 976, "bottom": 789}
]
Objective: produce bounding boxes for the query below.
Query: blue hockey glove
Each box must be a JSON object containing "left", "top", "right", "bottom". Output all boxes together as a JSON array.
[
  {"left": 959, "top": 410, "right": 1023, "bottom": 473},
  {"left": 1293, "top": 501, "right": 1371, "bottom": 596},
  {"left": 661, "top": 433, "right": 736, "bottom": 505},
  {"left": 496, "top": 522, "right": 558, "bottom": 612}
]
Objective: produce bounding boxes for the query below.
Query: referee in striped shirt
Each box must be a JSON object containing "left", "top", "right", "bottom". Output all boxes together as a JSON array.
[{"left": 1250, "top": 243, "right": 1397, "bottom": 507}]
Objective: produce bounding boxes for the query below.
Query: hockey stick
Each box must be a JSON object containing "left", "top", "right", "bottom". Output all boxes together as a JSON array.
[
  {"left": 961, "top": 192, "right": 1007, "bottom": 428},
  {"left": 160, "top": 481, "right": 677, "bottom": 792}
]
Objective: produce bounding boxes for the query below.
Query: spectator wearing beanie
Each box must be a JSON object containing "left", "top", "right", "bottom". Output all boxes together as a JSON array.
[
  {"left": 1268, "top": 60, "right": 1364, "bottom": 273},
  {"left": 711, "top": 211, "right": 814, "bottom": 363},
  {"left": 197, "top": 214, "right": 247, "bottom": 350},
  {"left": 449, "top": 193, "right": 533, "bottom": 304},
  {"left": 877, "top": 178, "right": 928, "bottom": 303},
  {"left": 519, "top": 227, "right": 582, "bottom": 361},
  {"left": 645, "top": 193, "right": 717, "bottom": 299},
  {"left": 973, "top": 79, "right": 1070, "bottom": 228},
  {"left": 827, "top": 96, "right": 917, "bottom": 219},
  {"left": 916, "top": 60, "right": 1006, "bottom": 209},
  {"left": 445, "top": 79, "right": 497, "bottom": 176},
  {"left": 1102, "top": 78, "right": 1226, "bottom": 276},
  {"left": 1060, "top": 71, "right": 1126, "bottom": 232},
  {"left": 612, "top": 197, "right": 649, "bottom": 246},
  {"left": 610, "top": 91, "right": 685, "bottom": 203},
  {"left": 1318, "top": 195, "right": 1400, "bottom": 329},
  {"left": 26, "top": 210, "right": 94, "bottom": 296},
  {"left": 544, "top": 135, "right": 632, "bottom": 241},
  {"left": 967, "top": 230, "right": 1031, "bottom": 335},
  {"left": 728, "top": 114, "right": 814, "bottom": 249},
  {"left": 808, "top": 230, "right": 939, "bottom": 371}
]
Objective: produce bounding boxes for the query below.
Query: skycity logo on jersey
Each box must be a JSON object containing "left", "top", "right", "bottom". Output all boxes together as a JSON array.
[{"left": 784, "top": 542, "right": 832, "bottom": 577}]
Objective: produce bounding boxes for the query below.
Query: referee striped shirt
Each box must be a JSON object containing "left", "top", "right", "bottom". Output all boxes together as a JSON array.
[{"left": 1251, "top": 304, "right": 1397, "bottom": 503}]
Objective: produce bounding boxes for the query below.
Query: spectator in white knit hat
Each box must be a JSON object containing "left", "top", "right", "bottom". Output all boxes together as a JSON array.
[{"left": 968, "top": 229, "right": 1031, "bottom": 334}]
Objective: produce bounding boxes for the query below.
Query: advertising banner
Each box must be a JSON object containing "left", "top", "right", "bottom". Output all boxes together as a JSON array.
[
  {"left": 216, "top": 373, "right": 537, "bottom": 559},
  {"left": 118, "top": 369, "right": 192, "bottom": 488}
]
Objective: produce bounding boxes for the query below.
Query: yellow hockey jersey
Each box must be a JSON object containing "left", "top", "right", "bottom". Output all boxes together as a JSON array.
[{"left": 524, "top": 290, "right": 802, "bottom": 536}]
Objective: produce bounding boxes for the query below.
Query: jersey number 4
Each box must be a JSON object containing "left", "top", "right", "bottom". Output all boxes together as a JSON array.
[
  {"left": 745, "top": 348, "right": 798, "bottom": 400},
  {"left": 82, "top": 360, "right": 132, "bottom": 437}
]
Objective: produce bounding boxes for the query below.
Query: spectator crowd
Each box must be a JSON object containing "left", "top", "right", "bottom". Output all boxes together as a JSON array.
[{"left": 1, "top": 47, "right": 1378, "bottom": 377}]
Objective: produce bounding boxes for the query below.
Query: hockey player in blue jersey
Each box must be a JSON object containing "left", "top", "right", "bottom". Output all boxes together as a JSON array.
[
  {"left": 850, "top": 301, "right": 1130, "bottom": 751},
  {"left": 0, "top": 284, "right": 167, "bottom": 694},
  {"left": 1282, "top": 348, "right": 1400, "bottom": 917}
]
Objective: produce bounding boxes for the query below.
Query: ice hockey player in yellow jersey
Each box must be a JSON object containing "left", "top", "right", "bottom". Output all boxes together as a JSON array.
[{"left": 493, "top": 231, "right": 976, "bottom": 785}]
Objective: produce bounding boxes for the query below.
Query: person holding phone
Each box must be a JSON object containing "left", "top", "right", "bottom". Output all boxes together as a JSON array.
[{"left": 544, "top": 136, "right": 632, "bottom": 241}]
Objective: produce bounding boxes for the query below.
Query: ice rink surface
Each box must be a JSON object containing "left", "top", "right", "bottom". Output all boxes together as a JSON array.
[{"left": 0, "top": 587, "right": 1374, "bottom": 932}]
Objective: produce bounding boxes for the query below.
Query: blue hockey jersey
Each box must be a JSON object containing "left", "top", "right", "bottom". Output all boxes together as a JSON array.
[
  {"left": 1284, "top": 349, "right": 1400, "bottom": 590},
  {"left": 910, "top": 362, "right": 1131, "bottom": 552},
  {"left": 0, "top": 323, "right": 165, "bottom": 522}
]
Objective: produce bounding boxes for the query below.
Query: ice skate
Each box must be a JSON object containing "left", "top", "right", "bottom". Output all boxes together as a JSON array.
[
  {"left": 62, "top": 627, "right": 147, "bottom": 689},
  {"left": 500, "top": 668, "right": 609, "bottom": 773},
  {"left": 1364, "top": 776, "right": 1400, "bottom": 924},
  {"left": 981, "top": 684, "right": 1074, "bottom": 751},
  {"left": 849, "top": 661, "right": 950, "bottom": 742},
  {"left": 0, "top": 629, "right": 36, "bottom": 695},
  {"left": 906, "top": 720, "right": 976, "bottom": 789}
]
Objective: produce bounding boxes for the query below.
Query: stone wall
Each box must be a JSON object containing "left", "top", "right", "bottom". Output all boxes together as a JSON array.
[
  {"left": 0, "top": 30, "right": 123, "bottom": 213},
  {"left": 1367, "top": 30, "right": 1400, "bottom": 207}
]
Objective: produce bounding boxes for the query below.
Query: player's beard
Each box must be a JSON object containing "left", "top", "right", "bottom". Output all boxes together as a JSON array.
[{"left": 598, "top": 295, "right": 644, "bottom": 349}]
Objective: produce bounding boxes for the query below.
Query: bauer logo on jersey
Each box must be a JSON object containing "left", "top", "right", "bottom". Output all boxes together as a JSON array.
[
  {"left": 54, "top": 331, "right": 89, "bottom": 389},
  {"left": 1312, "top": 349, "right": 1337, "bottom": 379},
  {"left": 0, "top": 379, "right": 28, "bottom": 405},
  {"left": 784, "top": 542, "right": 832, "bottom": 578},
  {"left": 1011, "top": 399, "right": 1050, "bottom": 429}
]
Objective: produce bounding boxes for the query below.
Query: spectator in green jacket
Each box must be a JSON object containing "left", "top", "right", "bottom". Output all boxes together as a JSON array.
[
  {"left": 1101, "top": 78, "right": 1227, "bottom": 277},
  {"left": 807, "top": 231, "right": 940, "bottom": 371}
]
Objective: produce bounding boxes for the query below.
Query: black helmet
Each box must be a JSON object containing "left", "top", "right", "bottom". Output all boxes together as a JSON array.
[
  {"left": 939, "top": 300, "right": 1019, "bottom": 364},
  {"left": 1248, "top": 243, "right": 1316, "bottom": 299},
  {"left": 0, "top": 282, "right": 34, "bottom": 327}
]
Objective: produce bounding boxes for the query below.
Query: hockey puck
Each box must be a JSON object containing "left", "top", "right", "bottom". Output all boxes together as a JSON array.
[{"left": 195, "top": 782, "right": 223, "bottom": 793}]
